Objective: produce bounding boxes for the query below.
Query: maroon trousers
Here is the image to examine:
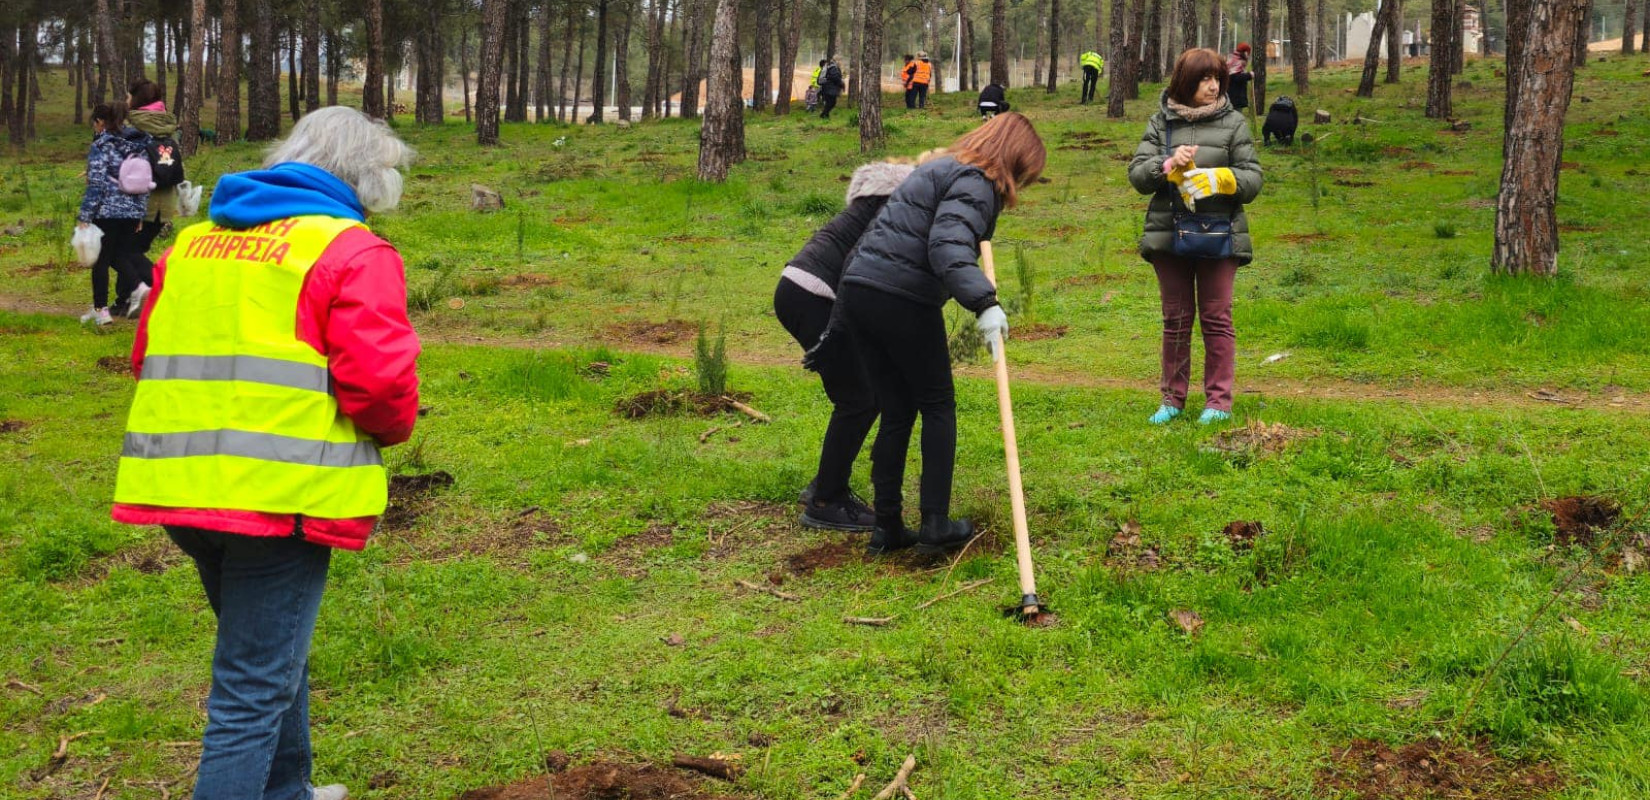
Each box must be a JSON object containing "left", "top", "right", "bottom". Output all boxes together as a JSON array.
[{"left": 1151, "top": 256, "right": 1239, "bottom": 412}]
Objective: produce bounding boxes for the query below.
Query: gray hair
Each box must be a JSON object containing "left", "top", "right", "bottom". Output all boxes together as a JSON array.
[{"left": 264, "top": 107, "right": 414, "bottom": 213}]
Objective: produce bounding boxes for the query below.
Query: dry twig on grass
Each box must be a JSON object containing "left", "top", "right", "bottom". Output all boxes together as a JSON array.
[
  {"left": 5, "top": 678, "right": 42, "bottom": 695},
  {"left": 723, "top": 397, "right": 771, "bottom": 423},
  {"left": 699, "top": 421, "right": 744, "bottom": 443},
  {"left": 843, "top": 616, "right": 897, "bottom": 627},
  {"left": 93, "top": 777, "right": 111, "bottom": 800},
  {"left": 836, "top": 772, "right": 867, "bottom": 799},
  {"left": 672, "top": 753, "right": 743, "bottom": 780},
  {"left": 31, "top": 731, "right": 98, "bottom": 782},
  {"left": 915, "top": 578, "right": 994, "bottom": 611},
  {"left": 735, "top": 578, "right": 801, "bottom": 601},
  {"left": 872, "top": 754, "right": 918, "bottom": 800}
]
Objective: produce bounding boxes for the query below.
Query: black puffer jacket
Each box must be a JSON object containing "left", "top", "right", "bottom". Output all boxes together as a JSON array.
[
  {"left": 839, "top": 156, "right": 1000, "bottom": 314},
  {"left": 786, "top": 162, "right": 915, "bottom": 291}
]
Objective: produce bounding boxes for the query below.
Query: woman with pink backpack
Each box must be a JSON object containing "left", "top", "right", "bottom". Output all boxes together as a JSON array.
[{"left": 76, "top": 102, "right": 154, "bottom": 325}]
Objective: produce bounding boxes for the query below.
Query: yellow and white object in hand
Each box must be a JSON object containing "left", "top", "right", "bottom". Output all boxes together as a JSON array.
[{"left": 1180, "top": 167, "right": 1238, "bottom": 203}]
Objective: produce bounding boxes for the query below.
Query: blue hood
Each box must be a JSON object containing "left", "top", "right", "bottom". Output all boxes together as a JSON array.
[{"left": 209, "top": 162, "right": 367, "bottom": 228}]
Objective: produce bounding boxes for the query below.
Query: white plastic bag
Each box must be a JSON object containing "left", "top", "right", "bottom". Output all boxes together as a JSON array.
[
  {"left": 176, "top": 181, "right": 204, "bottom": 217},
  {"left": 71, "top": 224, "right": 103, "bottom": 267}
]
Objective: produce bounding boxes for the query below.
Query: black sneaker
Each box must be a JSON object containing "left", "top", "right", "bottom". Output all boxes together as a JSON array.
[
  {"left": 800, "top": 494, "right": 876, "bottom": 532},
  {"left": 797, "top": 480, "right": 818, "bottom": 506},
  {"left": 917, "top": 513, "right": 974, "bottom": 551},
  {"left": 866, "top": 523, "right": 920, "bottom": 555}
]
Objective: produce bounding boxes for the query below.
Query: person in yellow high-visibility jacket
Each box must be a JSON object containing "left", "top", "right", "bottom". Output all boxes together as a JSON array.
[{"left": 1080, "top": 50, "right": 1105, "bottom": 104}]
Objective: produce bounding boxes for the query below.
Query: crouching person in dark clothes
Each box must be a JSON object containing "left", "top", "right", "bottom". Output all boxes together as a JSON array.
[
  {"left": 111, "top": 106, "right": 421, "bottom": 800},
  {"left": 777, "top": 159, "right": 916, "bottom": 532},
  {"left": 835, "top": 112, "right": 1045, "bottom": 555},
  {"left": 977, "top": 83, "right": 1010, "bottom": 118}
]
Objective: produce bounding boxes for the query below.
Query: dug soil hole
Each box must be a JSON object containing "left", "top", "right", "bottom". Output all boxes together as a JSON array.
[
  {"left": 1541, "top": 495, "right": 1620, "bottom": 547},
  {"left": 615, "top": 389, "right": 754, "bottom": 419},
  {"left": 605, "top": 319, "right": 698, "bottom": 346},
  {"left": 1318, "top": 737, "right": 1560, "bottom": 799},
  {"left": 457, "top": 760, "right": 737, "bottom": 800},
  {"left": 383, "top": 471, "right": 456, "bottom": 530},
  {"left": 1017, "top": 323, "right": 1069, "bottom": 341},
  {"left": 95, "top": 356, "right": 128, "bottom": 374},
  {"left": 0, "top": 419, "right": 27, "bottom": 435}
]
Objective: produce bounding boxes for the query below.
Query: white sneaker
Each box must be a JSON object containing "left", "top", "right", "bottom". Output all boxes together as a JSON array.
[
  {"left": 88, "top": 307, "right": 114, "bottom": 326},
  {"left": 312, "top": 785, "right": 348, "bottom": 800},
  {"left": 126, "top": 282, "right": 151, "bottom": 318},
  {"left": 79, "top": 307, "right": 100, "bottom": 323}
]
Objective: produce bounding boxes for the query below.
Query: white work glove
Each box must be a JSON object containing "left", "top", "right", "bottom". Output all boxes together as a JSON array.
[
  {"left": 976, "top": 305, "right": 1009, "bottom": 363},
  {"left": 1181, "top": 167, "right": 1238, "bottom": 202}
]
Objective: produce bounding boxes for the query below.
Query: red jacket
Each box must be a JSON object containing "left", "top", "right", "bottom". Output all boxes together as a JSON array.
[{"left": 111, "top": 226, "right": 421, "bottom": 550}]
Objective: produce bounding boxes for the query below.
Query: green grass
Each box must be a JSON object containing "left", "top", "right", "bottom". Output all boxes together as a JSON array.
[{"left": 3, "top": 54, "right": 1650, "bottom": 799}]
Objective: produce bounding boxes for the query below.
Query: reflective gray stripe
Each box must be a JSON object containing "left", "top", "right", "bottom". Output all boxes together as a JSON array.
[
  {"left": 142, "top": 355, "right": 331, "bottom": 393},
  {"left": 123, "top": 430, "right": 382, "bottom": 467}
]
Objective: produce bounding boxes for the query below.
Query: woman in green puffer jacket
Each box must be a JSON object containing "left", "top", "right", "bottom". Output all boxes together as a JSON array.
[{"left": 1127, "top": 48, "right": 1263, "bottom": 426}]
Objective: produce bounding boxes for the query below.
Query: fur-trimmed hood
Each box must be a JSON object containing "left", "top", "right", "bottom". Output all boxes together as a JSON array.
[{"left": 846, "top": 162, "right": 914, "bottom": 204}]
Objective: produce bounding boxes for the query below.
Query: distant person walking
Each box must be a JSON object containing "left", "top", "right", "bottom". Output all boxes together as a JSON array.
[
  {"left": 806, "top": 60, "right": 825, "bottom": 112},
  {"left": 76, "top": 102, "right": 153, "bottom": 326},
  {"left": 819, "top": 57, "right": 846, "bottom": 120},
  {"left": 126, "top": 78, "right": 184, "bottom": 315},
  {"left": 1128, "top": 48, "right": 1263, "bottom": 426},
  {"left": 778, "top": 159, "right": 917, "bottom": 532},
  {"left": 1080, "top": 50, "right": 1105, "bottom": 103},
  {"left": 112, "top": 107, "right": 421, "bottom": 800},
  {"left": 901, "top": 54, "right": 920, "bottom": 109},
  {"left": 910, "top": 52, "right": 934, "bottom": 108},
  {"left": 1226, "top": 43, "right": 1253, "bottom": 115},
  {"left": 832, "top": 113, "right": 1046, "bottom": 555}
]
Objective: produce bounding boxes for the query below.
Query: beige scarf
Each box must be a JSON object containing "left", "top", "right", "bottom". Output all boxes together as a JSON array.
[{"left": 1166, "top": 95, "right": 1230, "bottom": 122}]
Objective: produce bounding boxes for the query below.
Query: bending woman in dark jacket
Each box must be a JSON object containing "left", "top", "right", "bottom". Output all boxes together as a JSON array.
[
  {"left": 836, "top": 112, "right": 1046, "bottom": 555},
  {"left": 1128, "top": 48, "right": 1263, "bottom": 426},
  {"left": 776, "top": 160, "right": 915, "bottom": 532}
]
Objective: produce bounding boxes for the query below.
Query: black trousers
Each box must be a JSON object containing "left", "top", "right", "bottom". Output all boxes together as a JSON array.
[
  {"left": 1082, "top": 67, "right": 1100, "bottom": 102},
  {"left": 905, "top": 86, "right": 918, "bottom": 109},
  {"left": 820, "top": 93, "right": 839, "bottom": 118},
  {"left": 839, "top": 283, "right": 957, "bottom": 522},
  {"left": 118, "top": 210, "right": 165, "bottom": 304},
  {"left": 914, "top": 83, "right": 929, "bottom": 108},
  {"left": 774, "top": 279, "right": 878, "bottom": 504},
  {"left": 91, "top": 218, "right": 150, "bottom": 310}
]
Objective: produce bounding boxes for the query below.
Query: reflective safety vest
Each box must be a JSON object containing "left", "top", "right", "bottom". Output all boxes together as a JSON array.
[
  {"left": 913, "top": 59, "right": 933, "bottom": 85},
  {"left": 114, "top": 215, "right": 387, "bottom": 520},
  {"left": 811, "top": 67, "right": 822, "bottom": 88},
  {"left": 1081, "top": 51, "right": 1104, "bottom": 72}
]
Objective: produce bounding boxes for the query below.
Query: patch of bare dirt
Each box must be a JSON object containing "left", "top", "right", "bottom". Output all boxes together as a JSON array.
[
  {"left": 1380, "top": 146, "right": 1415, "bottom": 157},
  {"left": 456, "top": 759, "right": 738, "bottom": 800},
  {"left": 604, "top": 319, "right": 698, "bottom": 346},
  {"left": 382, "top": 471, "right": 456, "bottom": 530},
  {"left": 1398, "top": 160, "right": 1438, "bottom": 170},
  {"left": 1223, "top": 520, "right": 1265, "bottom": 551},
  {"left": 1334, "top": 179, "right": 1376, "bottom": 188},
  {"left": 1440, "top": 169, "right": 1475, "bottom": 176},
  {"left": 0, "top": 419, "right": 26, "bottom": 434},
  {"left": 1541, "top": 495, "right": 1620, "bottom": 547},
  {"left": 602, "top": 523, "right": 679, "bottom": 574},
  {"left": 95, "top": 356, "right": 129, "bottom": 374},
  {"left": 501, "top": 273, "right": 560, "bottom": 287},
  {"left": 1317, "top": 737, "right": 1561, "bottom": 799},
  {"left": 85, "top": 536, "right": 185, "bottom": 582},
  {"left": 1206, "top": 421, "right": 1316, "bottom": 457},
  {"left": 615, "top": 389, "right": 754, "bottom": 419},
  {"left": 1017, "top": 323, "right": 1069, "bottom": 341},
  {"left": 1328, "top": 167, "right": 1366, "bottom": 177},
  {"left": 1107, "top": 521, "right": 1162, "bottom": 570},
  {"left": 783, "top": 540, "right": 859, "bottom": 577}
]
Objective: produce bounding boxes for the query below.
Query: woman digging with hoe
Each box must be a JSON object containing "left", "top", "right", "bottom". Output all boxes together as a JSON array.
[{"left": 822, "top": 112, "right": 1046, "bottom": 556}]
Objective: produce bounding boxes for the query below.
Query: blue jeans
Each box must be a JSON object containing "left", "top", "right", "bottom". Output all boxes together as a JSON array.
[{"left": 167, "top": 527, "right": 332, "bottom": 800}]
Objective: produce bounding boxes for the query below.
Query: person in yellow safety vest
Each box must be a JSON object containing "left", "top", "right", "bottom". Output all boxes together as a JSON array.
[
  {"left": 111, "top": 106, "right": 420, "bottom": 800},
  {"left": 1080, "top": 50, "right": 1105, "bottom": 104},
  {"left": 807, "top": 60, "right": 825, "bottom": 112},
  {"left": 911, "top": 51, "right": 934, "bottom": 109},
  {"left": 901, "top": 54, "right": 919, "bottom": 109}
]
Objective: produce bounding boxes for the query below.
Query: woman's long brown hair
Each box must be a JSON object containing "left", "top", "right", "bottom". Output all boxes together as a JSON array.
[{"left": 947, "top": 112, "right": 1046, "bottom": 209}]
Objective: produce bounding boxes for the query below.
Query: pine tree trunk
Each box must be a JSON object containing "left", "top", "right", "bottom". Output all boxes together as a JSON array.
[
  {"left": 1314, "top": 0, "right": 1326, "bottom": 66},
  {"left": 288, "top": 25, "right": 301, "bottom": 122},
  {"left": 573, "top": 15, "right": 587, "bottom": 120},
  {"left": 1109, "top": 0, "right": 1129, "bottom": 109},
  {"left": 958, "top": 0, "right": 974, "bottom": 90},
  {"left": 1493, "top": 0, "right": 1587, "bottom": 276},
  {"left": 174, "top": 18, "right": 187, "bottom": 110},
  {"left": 504, "top": 1, "right": 521, "bottom": 120},
  {"left": 1207, "top": 0, "right": 1220, "bottom": 51},
  {"left": 1384, "top": 0, "right": 1401, "bottom": 83},
  {"left": 1624, "top": 0, "right": 1638, "bottom": 54},
  {"left": 616, "top": 0, "right": 634, "bottom": 120},
  {"left": 417, "top": 0, "right": 446, "bottom": 123},
  {"left": 1179, "top": 0, "right": 1198, "bottom": 54},
  {"left": 205, "top": 19, "right": 215, "bottom": 101},
  {"left": 477, "top": 0, "right": 508, "bottom": 144},
  {"left": 1145, "top": 0, "right": 1163, "bottom": 83},
  {"left": 244, "top": 1, "right": 278, "bottom": 140},
  {"left": 1251, "top": 0, "right": 1269, "bottom": 111},
  {"left": 156, "top": 13, "right": 169, "bottom": 98},
  {"left": 1426, "top": 0, "right": 1453, "bottom": 117},
  {"left": 991, "top": 0, "right": 1008, "bottom": 85},
  {"left": 681, "top": 0, "right": 704, "bottom": 117},
  {"left": 1356, "top": 0, "right": 1388, "bottom": 96},
  {"left": 327, "top": 30, "right": 340, "bottom": 106},
  {"left": 182, "top": 0, "right": 206, "bottom": 151},
  {"left": 559, "top": 4, "right": 576, "bottom": 121},
  {"left": 847, "top": 0, "right": 863, "bottom": 103},
  {"left": 75, "top": 29, "right": 87, "bottom": 125},
  {"left": 10, "top": 22, "right": 35, "bottom": 146},
  {"left": 827, "top": 0, "right": 841, "bottom": 58},
  {"left": 536, "top": 5, "right": 553, "bottom": 121},
  {"left": 1287, "top": 0, "right": 1308, "bottom": 92},
  {"left": 592, "top": 0, "right": 610, "bottom": 123},
  {"left": 1450, "top": 0, "right": 1463, "bottom": 72},
  {"left": 928, "top": 0, "right": 943, "bottom": 94},
  {"left": 1034, "top": 0, "right": 1047, "bottom": 85},
  {"left": 518, "top": 9, "right": 533, "bottom": 114},
  {"left": 462, "top": 24, "right": 474, "bottom": 122},
  {"left": 1, "top": 28, "right": 13, "bottom": 142},
  {"left": 304, "top": 0, "right": 321, "bottom": 112},
  {"left": 643, "top": 0, "right": 661, "bottom": 118},
  {"left": 1505, "top": 0, "right": 1527, "bottom": 139},
  {"left": 858, "top": 0, "right": 884, "bottom": 151},
  {"left": 775, "top": 0, "right": 802, "bottom": 113},
  {"left": 95, "top": 0, "right": 122, "bottom": 106},
  {"left": 1126, "top": 0, "right": 1145, "bottom": 98},
  {"left": 1572, "top": 0, "right": 1590, "bottom": 67},
  {"left": 1047, "top": 0, "right": 1062, "bottom": 92},
  {"left": 967, "top": 18, "right": 979, "bottom": 89},
  {"left": 362, "top": 0, "right": 384, "bottom": 117},
  {"left": 753, "top": 0, "right": 773, "bottom": 109},
  {"left": 1641, "top": 0, "right": 1648, "bottom": 52},
  {"left": 698, "top": 0, "right": 743, "bottom": 180}
]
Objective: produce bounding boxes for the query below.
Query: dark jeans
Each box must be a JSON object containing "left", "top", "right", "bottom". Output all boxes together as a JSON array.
[
  {"left": 905, "top": 86, "right": 918, "bottom": 109},
  {"left": 1151, "top": 256, "right": 1239, "bottom": 412},
  {"left": 839, "top": 283, "right": 957, "bottom": 522},
  {"left": 774, "top": 279, "right": 877, "bottom": 503},
  {"left": 166, "top": 526, "right": 332, "bottom": 800},
  {"left": 820, "top": 93, "right": 839, "bottom": 119},
  {"left": 118, "top": 211, "right": 165, "bottom": 304},
  {"left": 91, "top": 218, "right": 150, "bottom": 309},
  {"left": 914, "top": 83, "right": 929, "bottom": 108},
  {"left": 1082, "top": 67, "right": 1100, "bottom": 102}
]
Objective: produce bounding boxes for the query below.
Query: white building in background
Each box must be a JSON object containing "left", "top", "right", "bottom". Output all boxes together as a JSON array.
[{"left": 1345, "top": 2, "right": 1483, "bottom": 60}]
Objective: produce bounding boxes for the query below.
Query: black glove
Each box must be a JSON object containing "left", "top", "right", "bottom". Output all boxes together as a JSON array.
[{"left": 801, "top": 328, "right": 837, "bottom": 373}]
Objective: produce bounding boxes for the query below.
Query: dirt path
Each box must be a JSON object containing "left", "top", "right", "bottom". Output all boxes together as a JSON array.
[{"left": 10, "top": 294, "right": 1644, "bottom": 415}]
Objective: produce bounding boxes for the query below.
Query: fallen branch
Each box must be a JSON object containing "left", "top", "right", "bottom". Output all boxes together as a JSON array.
[
  {"left": 872, "top": 754, "right": 918, "bottom": 800},
  {"left": 843, "top": 616, "right": 897, "bottom": 627},
  {"left": 5, "top": 678, "right": 42, "bottom": 695},
  {"left": 723, "top": 397, "right": 771, "bottom": 423},
  {"left": 672, "top": 753, "right": 743, "bottom": 781},
  {"left": 31, "top": 731, "right": 97, "bottom": 782},
  {"left": 735, "top": 578, "right": 800, "bottom": 602},
  {"left": 836, "top": 773, "right": 867, "bottom": 799},
  {"left": 902, "top": 787, "right": 918, "bottom": 800},
  {"left": 915, "top": 578, "right": 994, "bottom": 611},
  {"left": 93, "top": 777, "right": 111, "bottom": 800},
  {"left": 699, "top": 421, "right": 744, "bottom": 443}
]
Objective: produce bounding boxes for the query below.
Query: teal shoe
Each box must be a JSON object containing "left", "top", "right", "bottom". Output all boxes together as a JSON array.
[
  {"left": 1148, "top": 405, "right": 1182, "bottom": 425},
  {"left": 1198, "top": 408, "right": 1232, "bottom": 425}
]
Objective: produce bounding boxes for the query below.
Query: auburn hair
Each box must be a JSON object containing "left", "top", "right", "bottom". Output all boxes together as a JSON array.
[
  {"left": 947, "top": 111, "right": 1045, "bottom": 209},
  {"left": 128, "top": 77, "right": 164, "bottom": 108},
  {"left": 92, "top": 102, "right": 128, "bottom": 130},
  {"left": 1167, "top": 48, "right": 1229, "bottom": 107}
]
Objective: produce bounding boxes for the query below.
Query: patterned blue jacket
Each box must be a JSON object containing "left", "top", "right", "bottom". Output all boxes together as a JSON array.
[{"left": 78, "top": 126, "right": 152, "bottom": 223}]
